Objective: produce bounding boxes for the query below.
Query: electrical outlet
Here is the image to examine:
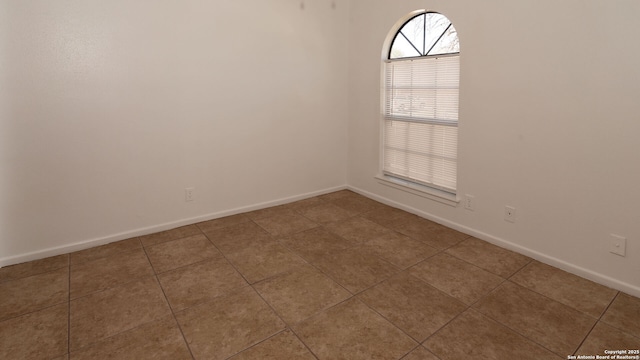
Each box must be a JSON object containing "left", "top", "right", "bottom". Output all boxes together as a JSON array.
[
  {"left": 609, "top": 234, "right": 626, "bottom": 257},
  {"left": 504, "top": 206, "right": 516, "bottom": 223},
  {"left": 185, "top": 187, "right": 195, "bottom": 202},
  {"left": 464, "top": 194, "right": 475, "bottom": 211}
]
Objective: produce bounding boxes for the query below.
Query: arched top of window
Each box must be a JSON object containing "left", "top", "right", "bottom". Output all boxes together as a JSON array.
[{"left": 389, "top": 12, "right": 459, "bottom": 60}]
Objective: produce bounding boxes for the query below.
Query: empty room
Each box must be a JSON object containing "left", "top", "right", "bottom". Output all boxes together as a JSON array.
[{"left": 1, "top": 0, "right": 638, "bottom": 359}]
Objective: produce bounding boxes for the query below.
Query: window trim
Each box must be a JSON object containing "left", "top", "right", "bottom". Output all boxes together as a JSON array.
[
  {"left": 378, "top": 10, "right": 461, "bottom": 204},
  {"left": 375, "top": 174, "right": 459, "bottom": 207}
]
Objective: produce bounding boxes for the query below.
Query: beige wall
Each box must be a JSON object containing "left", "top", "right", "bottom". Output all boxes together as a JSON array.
[
  {"left": 348, "top": 0, "right": 640, "bottom": 295},
  {"left": 0, "top": 0, "right": 349, "bottom": 263}
]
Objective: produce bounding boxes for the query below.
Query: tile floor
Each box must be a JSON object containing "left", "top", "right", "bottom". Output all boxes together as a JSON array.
[{"left": 1, "top": 190, "right": 638, "bottom": 359}]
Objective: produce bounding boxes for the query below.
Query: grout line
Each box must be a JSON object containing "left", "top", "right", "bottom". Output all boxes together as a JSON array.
[
  {"left": 465, "top": 283, "right": 580, "bottom": 358},
  {"left": 505, "top": 257, "right": 535, "bottom": 280},
  {"left": 405, "top": 252, "right": 556, "bottom": 356},
  {"left": 400, "top": 344, "right": 427, "bottom": 359},
  {"left": 0, "top": 301, "right": 70, "bottom": 325},
  {"left": 570, "top": 290, "right": 622, "bottom": 355},
  {"left": 0, "top": 257, "right": 70, "bottom": 285},
  {"left": 201, "top": 229, "right": 254, "bottom": 286},
  {"left": 572, "top": 319, "right": 603, "bottom": 356},
  {"left": 225, "top": 328, "right": 291, "bottom": 359},
  {"left": 355, "top": 293, "right": 425, "bottom": 345},
  {"left": 142, "top": 245, "right": 197, "bottom": 360},
  {"left": 249, "top": 286, "right": 289, "bottom": 326},
  {"left": 288, "top": 329, "right": 321, "bottom": 360},
  {"left": 0, "top": 269, "right": 71, "bottom": 324},
  {"left": 425, "top": 307, "right": 562, "bottom": 358},
  {"left": 168, "top": 310, "right": 197, "bottom": 359},
  {"left": 151, "top": 254, "right": 226, "bottom": 277},
  {"left": 67, "top": 251, "right": 157, "bottom": 303},
  {"left": 421, "top": 303, "right": 476, "bottom": 349}
]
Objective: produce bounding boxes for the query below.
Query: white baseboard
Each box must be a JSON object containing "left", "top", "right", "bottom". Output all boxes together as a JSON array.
[
  {"left": 0, "top": 185, "right": 348, "bottom": 268},
  {"left": 6, "top": 183, "right": 638, "bottom": 298},
  {"left": 348, "top": 185, "right": 640, "bottom": 298}
]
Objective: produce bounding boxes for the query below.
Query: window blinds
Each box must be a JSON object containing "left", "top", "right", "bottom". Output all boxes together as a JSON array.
[{"left": 383, "top": 55, "right": 460, "bottom": 193}]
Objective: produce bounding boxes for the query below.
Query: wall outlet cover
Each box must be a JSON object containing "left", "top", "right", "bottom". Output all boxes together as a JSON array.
[
  {"left": 609, "top": 234, "right": 626, "bottom": 257},
  {"left": 504, "top": 206, "right": 516, "bottom": 223},
  {"left": 185, "top": 187, "right": 195, "bottom": 202},
  {"left": 464, "top": 194, "right": 475, "bottom": 211}
]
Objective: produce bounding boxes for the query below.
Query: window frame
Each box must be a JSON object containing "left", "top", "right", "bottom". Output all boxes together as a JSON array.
[{"left": 377, "top": 10, "right": 460, "bottom": 206}]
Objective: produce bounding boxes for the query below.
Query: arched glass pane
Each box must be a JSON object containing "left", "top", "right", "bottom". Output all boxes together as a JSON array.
[
  {"left": 390, "top": 34, "right": 421, "bottom": 59},
  {"left": 429, "top": 25, "right": 460, "bottom": 55},
  {"left": 400, "top": 14, "right": 425, "bottom": 55},
  {"left": 390, "top": 12, "right": 458, "bottom": 60},
  {"left": 424, "top": 13, "right": 452, "bottom": 55}
]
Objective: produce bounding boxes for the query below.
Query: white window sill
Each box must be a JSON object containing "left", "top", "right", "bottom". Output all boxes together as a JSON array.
[{"left": 375, "top": 174, "right": 459, "bottom": 207}]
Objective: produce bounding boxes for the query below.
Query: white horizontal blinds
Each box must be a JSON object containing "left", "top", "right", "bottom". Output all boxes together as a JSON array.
[
  {"left": 384, "top": 55, "right": 459, "bottom": 193},
  {"left": 384, "top": 121, "right": 458, "bottom": 191},
  {"left": 384, "top": 56, "right": 459, "bottom": 123}
]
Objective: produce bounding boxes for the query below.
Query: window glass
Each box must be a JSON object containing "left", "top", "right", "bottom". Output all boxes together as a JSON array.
[{"left": 390, "top": 13, "right": 459, "bottom": 59}]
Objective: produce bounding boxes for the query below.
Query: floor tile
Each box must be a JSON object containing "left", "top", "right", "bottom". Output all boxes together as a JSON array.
[
  {"left": 362, "top": 205, "right": 418, "bottom": 229},
  {"left": 246, "top": 204, "right": 297, "bottom": 221},
  {"left": 361, "top": 231, "right": 438, "bottom": 269},
  {"left": 0, "top": 267, "right": 68, "bottom": 322},
  {"left": 0, "top": 303, "right": 68, "bottom": 360},
  {"left": 294, "top": 298, "right": 417, "bottom": 360},
  {"left": 297, "top": 202, "right": 352, "bottom": 224},
  {"left": 401, "top": 346, "right": 440, "bottom": 360},
  {"left": 70, "top": 316, "right": 192, "bottom": 360},
  {"left": 409, "top": 253, "right": 503, "bottom": 305},
  {"left": 70, "top": 276, "right": 171, "bottom": 350},
  {"left": 473, "top": 281, "right": 596, "bottom": 356},
  {"left": 311, "top": 247, "right": 399, "bottom": 294},
  {"left": 328, "top": 194, "right": 386, "bottom": 216},
  {"left": 253, "top": 213, "right": 318, "bottom": 236},
  {"left": 601, "top": 292, "right": 640, "bottom": 338},
  {"left": 511, "top": 261, "right": 618, "bottom": 318},
  {"left": 395, "top": 217, "right": 468, "bottom": 250},
  {"left": 576, "top": 321, "right": 640, "bottom": 356},
  {"left": 145, "top": 234, "right": 221, "bottom": 273},
  {"left": 138, "top": 225, "right": 202, "bottom": 247},
  {"left": 224, "top": 241, "right": 306, "bottom": 284},
  {"left": 158, "top": 258, "right": 248, "bottom": 311},
  {"left": 70, "top": 248, "right": 154, "bottom": 299},
  {"left": 70, "top": 238, "right": 141, "bottom": 265},
  {"left": 254, "top": 264, "right": 351, "bottom": 325},
  {"left": 325, "top": 216, "right": 393, "bottom": 244},
  {"left": 204, "top": 221, "right": 273, "bottom": 254},
  {"left": 196, "top": 214, "right": 251, "bottom": 233},
  {"left": 279, "top": 227, "right": 358, "bottom": 263},
  {"left": 176, "top": 287, "right": 285, "bottom": 360},
  {"left": 0, "top": 254, "right": 68, "bottom": 283},
  {"left": 229, "top": 329, "right": 316, "bottom": 360},
  {"left": 424, "top": 309, "right": 562, "bottom": 360},
  {"left": 445, "top": 237, "right": 531, "bottom": 278},
  {"left": 357, "top": 272, "right": 466, "bottom": 342}
]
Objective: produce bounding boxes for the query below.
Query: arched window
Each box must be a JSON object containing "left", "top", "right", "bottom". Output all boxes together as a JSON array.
[{"left": 383, "top": 12, "right": 460, "bottom": 195}]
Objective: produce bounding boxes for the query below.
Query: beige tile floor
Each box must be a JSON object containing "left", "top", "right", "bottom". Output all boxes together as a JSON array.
[{"left": 1, "top": 190, "right": 638, "bottom": 359}]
